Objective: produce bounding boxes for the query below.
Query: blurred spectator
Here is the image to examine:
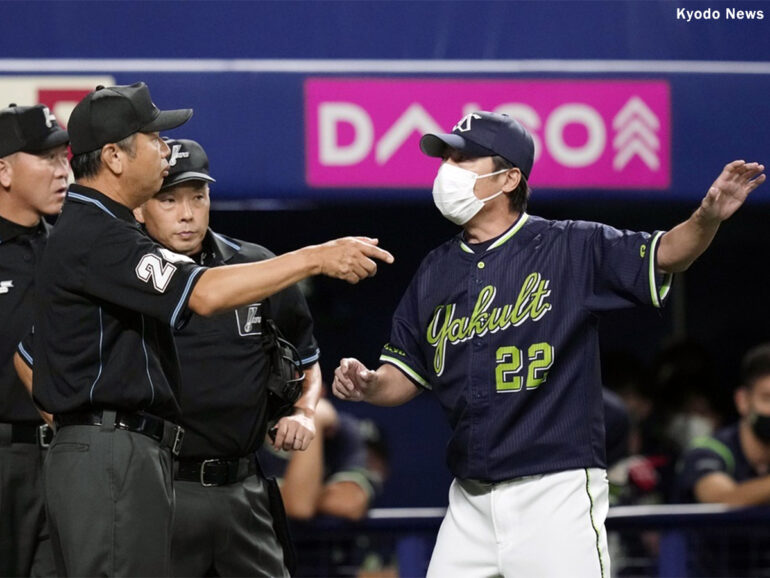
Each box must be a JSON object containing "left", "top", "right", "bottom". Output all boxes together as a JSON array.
[
  {"left": 676, "top": 342, "right": 770, "bottom": 505},
  {"left": 672, "top": 343, "right": 770, "bottom": 577},
  {"left": 259, "top": 397, "right": 385, "bottom": 521},
  {"left": 258, "top": 398, "right": 390, "bottom": 577},
  {"left": 653, "top": 340, "right": 725, "bottom": 454}
]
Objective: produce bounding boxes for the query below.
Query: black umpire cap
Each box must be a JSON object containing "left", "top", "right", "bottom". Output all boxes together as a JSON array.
[
  {"left": 420, "top": 111, "right": 535, "bottom": 179},
  {"left": 161, "top": 138, "right": 216, "bottom": 190},
  {"left": 0, "top": 104, "right": 69, "bottom": 158},
  {"left": 68, "top": 82, "right": 193, "bottom": 155}
]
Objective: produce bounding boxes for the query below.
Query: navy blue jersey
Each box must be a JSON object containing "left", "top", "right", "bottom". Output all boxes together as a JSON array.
[
  {"left": 380, "top": 213, "right": 671, "bottom": 482},
  {"left": 173, "top": 230, "right": 320, "bottom": 458},
  {"left": 32, "top": 185, "right": 205, "bottom": 419},
  {"left": 675, "top": 424, "right": 756, "bottom": 503}
]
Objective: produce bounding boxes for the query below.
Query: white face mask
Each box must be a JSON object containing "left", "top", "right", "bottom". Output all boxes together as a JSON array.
[{"left": 431, "top": 163, "right": 508, "bottom": 226}]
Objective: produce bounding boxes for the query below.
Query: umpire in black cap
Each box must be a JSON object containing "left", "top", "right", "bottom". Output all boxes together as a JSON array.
[
  {"left": 29, "top": 83, "right": 393, "bottom": 577},
  {"left": 1, "top": 103, "right": 68, "bottom": 577},
  {"left": 135, "top": 138, "right": 321, "bottom": 576}
]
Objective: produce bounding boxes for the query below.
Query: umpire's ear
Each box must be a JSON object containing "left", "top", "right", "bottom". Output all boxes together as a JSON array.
[
  {"left": 0, "top": 157, "right": 11, "bottom": 189},
  {"left": 100, "top": 143, "right": 125, "bottom": 176},
  {"left": 133, "top": 205, "right": 146, "bottom": 223}
]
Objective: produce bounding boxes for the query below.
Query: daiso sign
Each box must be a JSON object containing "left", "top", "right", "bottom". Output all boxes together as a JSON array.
[{"left": 305, "top": 79, "right": 670, "bottom": 189}]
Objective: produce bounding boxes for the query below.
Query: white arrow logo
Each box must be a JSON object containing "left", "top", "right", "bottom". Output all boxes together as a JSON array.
[
  {"left": 0, "top": 280, "right": 13, "bottom": 294},
  {"left": 612, "top": 97, "right": 660, "bottom": 171}
]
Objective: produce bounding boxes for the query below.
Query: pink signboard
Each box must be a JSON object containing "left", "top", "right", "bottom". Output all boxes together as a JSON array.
[{"left": 305, "top": 79, "right": 670, "bottom": 189}]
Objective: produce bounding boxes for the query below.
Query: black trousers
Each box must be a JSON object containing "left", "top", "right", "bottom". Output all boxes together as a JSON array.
[
  {"left": 172, "top": 474, "right": 289, "bottom": 577},
  {"left": 0, "top": 425, "right": 56, "bottom": 577},
  {"left": 44, "top": 419, "right": 174, "bottom": 577}
]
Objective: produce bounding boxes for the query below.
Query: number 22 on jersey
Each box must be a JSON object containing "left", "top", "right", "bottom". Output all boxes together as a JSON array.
[{"left": 495, "top": 342, "right": 554, "bottom": 392}]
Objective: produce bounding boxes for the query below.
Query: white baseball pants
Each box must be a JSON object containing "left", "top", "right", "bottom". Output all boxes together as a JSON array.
[{"left": 427, "top": 468, "right": 610, "bottom": 578}]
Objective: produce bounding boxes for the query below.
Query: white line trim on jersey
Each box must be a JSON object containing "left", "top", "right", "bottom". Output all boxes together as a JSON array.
[
  {"left": 170, "top": 266, "right": 205, "bottom": 329},
  {"left": 68, "top": 192, "right": 118, "bottom": 219},
  {"left": 88, "top": 307, "right": 104, "bottom": 404},
  {"left": 17, "top": 341, "right": 33, "bottom": 367},
  {"left": 301, "top": 349, "right": 321, "bottom": 366},
  {"left": 140, "top": 314, "right": 156, "bottom": 405},
  {"left": 488, "top": 212, "right": 530, "bottom": 251},
  {"left": 1, "top": 59, "right": 769, "bottom": 75},
  {"left": 379, "top": 355, "right": 430, "bottom": 389},
  {"left": 213, "top": 232, "right": 241, "bottom": 251}
]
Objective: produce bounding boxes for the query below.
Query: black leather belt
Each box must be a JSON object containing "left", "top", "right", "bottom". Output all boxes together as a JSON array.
[
  {"left": 0, "top": 423, "right": 53, "bottom": 448},
  {"left": 54, "top": 410, "right": 184, "bottom": 456},
  {"left": 175, "top": 455, "right": 256, "bottom": 487}
]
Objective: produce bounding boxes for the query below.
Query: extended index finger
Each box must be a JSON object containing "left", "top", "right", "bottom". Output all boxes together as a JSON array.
[{"left": 360, "top": 243, "right": 394, "bottom": 264}]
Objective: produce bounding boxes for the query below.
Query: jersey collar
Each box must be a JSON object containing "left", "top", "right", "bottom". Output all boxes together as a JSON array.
[
  {"left": 458, "top": 212, "right": 530, "bottom": 254},
  {"left": 66, "top": 184, "right": 138, "bottom": 224},
  {"left": 0, "top": 213, "right": 48, "bottom": 244},
  {"left": 203, "top": 229, "right": 242, "bottom": 265}
]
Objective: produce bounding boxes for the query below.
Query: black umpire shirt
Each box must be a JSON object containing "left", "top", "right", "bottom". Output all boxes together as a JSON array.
[
  {"left": 32, "top": 184, "right": 206, "bottom": 421},
  {"left": 173, "top": 230, "right": 319, "bottom": 459},
  {"left": 0, "top": 215, "right": 49, "bottom": 424}
]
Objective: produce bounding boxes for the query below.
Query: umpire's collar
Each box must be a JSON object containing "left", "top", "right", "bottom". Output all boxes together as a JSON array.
[
  {"left": 200, "top": 228, "right": 240, "bottom": 266},
  {"left": 0, "top": 213, "right": 49, "bottom": 244},
  {"left": 66, "top": 183, "right": 139, "bottom": 224}
]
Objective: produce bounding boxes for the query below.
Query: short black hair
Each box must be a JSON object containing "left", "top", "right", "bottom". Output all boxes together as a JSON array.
[
  {"left": 740, "top": 343, "right": 770, "bottom": 389},
  {"left": 492, "top": 155, "right": 530, "bottom": 213},
  {"left": 71, "top": 134, "right": 137, "bottom": 180}
]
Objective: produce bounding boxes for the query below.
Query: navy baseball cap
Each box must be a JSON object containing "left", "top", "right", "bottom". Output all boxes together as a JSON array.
[
  {"left": 68, "top": 82, "right": 193, "bottom": 155},
  {"left": 0, "top": 104, "right": 69, "bottom": 158},
  {"left": 420, "top": 111, "right": 535, "bottom": 179},
  {"left": 161, "top": 138, "right": 216, "bottom": 190}
]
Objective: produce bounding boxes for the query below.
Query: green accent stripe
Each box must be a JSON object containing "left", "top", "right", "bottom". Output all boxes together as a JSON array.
[
  {"left": 585, "top": 469, "right": 606, "bottom": 578},
  {"left": 459, "top": 241, "right": 474, "bottom": 254},
  {"left": 488, "top": 212, "right": 530, "bottom": 250},
  {"left": 648, "top": 231, "right": 673, "bottom": 308},
  {"left": 691, "top": 436, "right": 735, "bottom": 476},
  {"left": 379, "top": 355, "right": 431, "bottom": 389}
]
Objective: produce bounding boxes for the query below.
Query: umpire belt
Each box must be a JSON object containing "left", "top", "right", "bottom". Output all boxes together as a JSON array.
[
  {"left": 54, "top": 410, "right": 184, "bottom": 456},
  {"left": 0, "top": 422, "right": 54, "bottom": 448},
  {"left": 175, "top": 455, "right": 256, "bottom": 487}
]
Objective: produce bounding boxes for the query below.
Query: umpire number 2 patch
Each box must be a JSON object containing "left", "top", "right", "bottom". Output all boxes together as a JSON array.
[{"left": 135, "top": 254, "right": 178, "bottom": 293}]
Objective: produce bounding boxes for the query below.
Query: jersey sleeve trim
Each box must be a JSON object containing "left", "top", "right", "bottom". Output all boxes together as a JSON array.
[
  {"left": 379, "top": 354, "right": 431, "bottom": 390},
  {"left": 690, "top": 436, "right": 735, "bottom": 476},
  {"left": 170, "top": 266, "right": 206, "bottom": 328},
  {"left": 17, "top": 341, "right": 33, "bottom": 368},
  {"left": 649, "top": 231, "right": 673, "bottom": 308},
  {"left": 301, "top": 349, "right": 320, "bottom": 366}
]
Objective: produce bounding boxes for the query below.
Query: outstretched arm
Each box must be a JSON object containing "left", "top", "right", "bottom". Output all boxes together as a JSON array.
[
  {"left": 332, "top": 358, "right": 422, "bottom": 406},
  {"left": 658, "top": 161, "right": 765, "bottom": 273},
  {"left": 189, "top": 237, "right": 394, "bottom": 316}
]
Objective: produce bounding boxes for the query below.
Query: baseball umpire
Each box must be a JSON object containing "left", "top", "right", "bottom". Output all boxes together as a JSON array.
[
  {"left": 28, "top": 82, "right": 393, "bottom": 577},
  {"left": 133, "top": 137, "right": 320, "bottom": 577},
  {"left": 0, "top": 104, "right": 67, "bottom": 577},
  {"left": 333, "top": 111, "right": 765, "bottom": 577}
]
